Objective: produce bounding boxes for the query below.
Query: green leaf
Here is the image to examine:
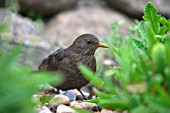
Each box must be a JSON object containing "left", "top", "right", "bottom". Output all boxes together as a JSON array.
[
  {"left": 151, "top": 43, "right": 166, "bottom": 74},
  {"left": 84, "top": 97, "right": 100, "bottom": 104},
  {"left": 99, "top": 99, "right": 128, "bottom": 111},
  {"left": 138, "top": 21, "right": 158, "bottom": 47},
  {"left": 159, "top": 17, "right": 167, "bottom": 26},
  {"left": 111, "top": 44, "right": 120, "bottom": 56},
  {"left": 167, "top": 19, "right": 170, "bottom": 31},
  {"left": 159, "top": 26, "right": 167, "bottom": 36},
  {"left": 139, "top": 21, "right": 148, "bottom": 41},
  {"left": 131, "top": 105, "right": 153, "bottom": 113},
  {"left": 145, "top": 95, "right": 170, "bottom": 113},
  {"left": 143, "top": 2, "right": 160, "bottom": 34},
  {"left": 78, "top": 64, "right": 105, "bottom": 90},
  {"left": 93, "top": 88, "right": 112, "bottom": 99},
  {"left": 132, "top": 38, "right": 148, "bottom": 50},
  {"left": 73, "top": 108, "right": 93, "bottom": 113}
]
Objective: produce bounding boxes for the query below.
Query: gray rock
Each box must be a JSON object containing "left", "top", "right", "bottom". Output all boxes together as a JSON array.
[
  {"left": 0, "top": 0, "right": 78, "bottom": 16},
  {"left": 105, "top": 0, "right": 170, "bottom": 18},
  {"left": 0, "top": 8, "right": 53, "bottom": 69},
  {"left": 42, "top": 7, "right": 132, "bottom": 47},
  {"left": 20, "top": 0, "right": 78, "bottom": 16},
  {"left": 0, "top": 8, "right": 50, "bottom": 48},
  {"left": 77, "top": 0, "right": 107, "bottom": 8},
  {"left": 49, "top": 95, "right": 70, "bottom": 107}
]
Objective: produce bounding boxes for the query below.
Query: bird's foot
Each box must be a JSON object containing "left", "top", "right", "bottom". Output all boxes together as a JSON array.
[{"left": 77, "top": 88, "right": 88, "bottom": 100}]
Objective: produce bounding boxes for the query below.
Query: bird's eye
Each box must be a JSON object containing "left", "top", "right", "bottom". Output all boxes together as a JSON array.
[{"left": 87, "top": 40, "right": 91, "bottom": 44}]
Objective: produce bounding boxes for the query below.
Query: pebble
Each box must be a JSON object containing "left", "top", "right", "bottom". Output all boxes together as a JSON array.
[
  {"left": 79, "top": 102, "right": 98, "bottom": 109},
  {"left": 75, "top": 95, "right": 84, "bottom": 101},
  {"left": 49, "top": 95, "right": 70, "bottom": 107},
  {"left": 38, "top": 106, "right": 52, "bottom": 113},
  {"left": 56, "top": 104, "right": 75, "bottom": 113},
  {"left": 42, "top": 84, "right": 58, "bottom": 93},
  {"left": 32, "top": 94, "right": 41, "bottom": 105},
  {"left": 101, "top": 109, "right": 120, "bottom": 113},
  {"left": 70, "top": 101, "right": 99, "bottom": 110},
  {"left": 70, "top": 101, "right": 79, "bottom": 106},
  {"left": 64, "top": 90, "right": 76, "bottom": 101}
]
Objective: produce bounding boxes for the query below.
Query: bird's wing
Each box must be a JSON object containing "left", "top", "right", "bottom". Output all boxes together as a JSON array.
[{"left": 38, "top": 48, "right": 66, "bottom": 71}]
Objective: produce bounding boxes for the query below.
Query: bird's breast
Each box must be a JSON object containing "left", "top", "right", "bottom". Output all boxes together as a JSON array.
[
  {"left": 80, "top": 55, "right": 96, "bottom": 72},
  {"left": 56, "top": 53, "right": 96, "bottom": 90}
]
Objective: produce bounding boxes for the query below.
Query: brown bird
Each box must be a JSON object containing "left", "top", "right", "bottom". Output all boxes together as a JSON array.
[{"left": 38, "top": 34, "right": 108, "bottom": 99}]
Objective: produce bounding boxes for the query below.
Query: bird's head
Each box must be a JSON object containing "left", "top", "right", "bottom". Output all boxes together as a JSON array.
[{"left": 70, "top": 34, "right": 108, "bottom": 55}]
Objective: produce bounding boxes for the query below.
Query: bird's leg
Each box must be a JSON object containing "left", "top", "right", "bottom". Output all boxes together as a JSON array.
[
  {"left": 55, "top": 88, "right": 60, "bottom": 94},
  {"left": 77, "top": 88, "right": 88, "bottom": 100},
  {"left": 88, "top": 90, "right": 95, "bottom": 99}
]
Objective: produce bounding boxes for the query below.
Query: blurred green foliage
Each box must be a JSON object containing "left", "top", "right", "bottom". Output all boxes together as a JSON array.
[
  {"left": 0, "top": 23, "right": 62, "bottom": 113},
  {"left": 5, "top": 0, "right": 20, "bottom": 12},
  {"left": 102, "top": 21, "right": 125, "bottom": 59},
  {"left": 4, "top": 0, "right": 45, "bottom": 24},
  {"left": 79, "top": 2, "right": 170, "bottom": 113},
  {"left": 0, "top": 22, "right": 9, "bottom": 33}
]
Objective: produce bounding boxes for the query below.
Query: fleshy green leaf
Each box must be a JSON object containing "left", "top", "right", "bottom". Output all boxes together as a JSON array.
[
  {"left": 138, "top": 21, "right": 158, "bottom": 47},
  {"left": 151, "top": 43, "right": 166, "bottom": 74},
  {"left": 111, "top": 44, "right": 120, "bottom": 56},
  {"left": 131, "top": 105, "right": 153, "bottom": 113},
  {"left": 99, "top": 99, "right": 128, "bottom": 111},
  {"left": 78, "top": 64, "right": 105, "bottom": 90},
  {"left": 132, "top": 38, "right": 148, "bottom": 50},
  {"left": 73, "top": 108, "right": 93, "bottom": 113},
  {"left": 143, "top": 2, "right": 160, "bottom": 34}
]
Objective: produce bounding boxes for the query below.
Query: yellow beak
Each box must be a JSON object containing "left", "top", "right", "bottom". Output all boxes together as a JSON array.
[{"left": 97, "top": 42, "right": 108, "bottom": 48}]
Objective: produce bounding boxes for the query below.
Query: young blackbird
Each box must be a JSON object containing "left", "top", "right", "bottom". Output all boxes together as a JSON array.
[{"left": 38, "top": 34, "right": 108, "bottom": 99}]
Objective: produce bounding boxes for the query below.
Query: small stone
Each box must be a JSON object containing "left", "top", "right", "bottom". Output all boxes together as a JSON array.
[
  {"left": 70, "top": 101, "right": 99, "bottom": 111},
  {"left": 101, "top": 109, "right": 119, "bottom": 113},
  {"left": 42, "top": 84, "right": 59, "bottom": 94},
  {"left": 92, "top": 106, "right": 101, "bottom": 112},
  {"left": 70, "top": 101, "right": 79, "bottom": 106},
  {"left": 72, "top": 89, "right": 81, "bottom": 95},
  {"left": 64, "top": 90, "right": 76, "bottom": 101},
  {"left": 32, "top": 94, "right": 41, "bottom": 105},
  {"left": 39, "top": 106, "right": 52, "bottom": 113},
  {"left": 57, "top": 104, "right": 75, "bottom": 113},
  {"left": 49, "top": 95, "right": 70, "bottom": 107},
  {"left": 70, "top": 101, "right": 83, "bottom": 108},
  {"left": 74, "top": 104, "right": 83, "bottom": 108},
  {"left": 75, "top": 95, "right": 84, "bottom": 101},
  {"left": 79, "top": 102, "right": 98, "bottom": 109}
]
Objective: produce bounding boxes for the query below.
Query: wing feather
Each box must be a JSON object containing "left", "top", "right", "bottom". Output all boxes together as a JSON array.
[{"left": 38, "top": 48, "right": 65, "bottom": 71}]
